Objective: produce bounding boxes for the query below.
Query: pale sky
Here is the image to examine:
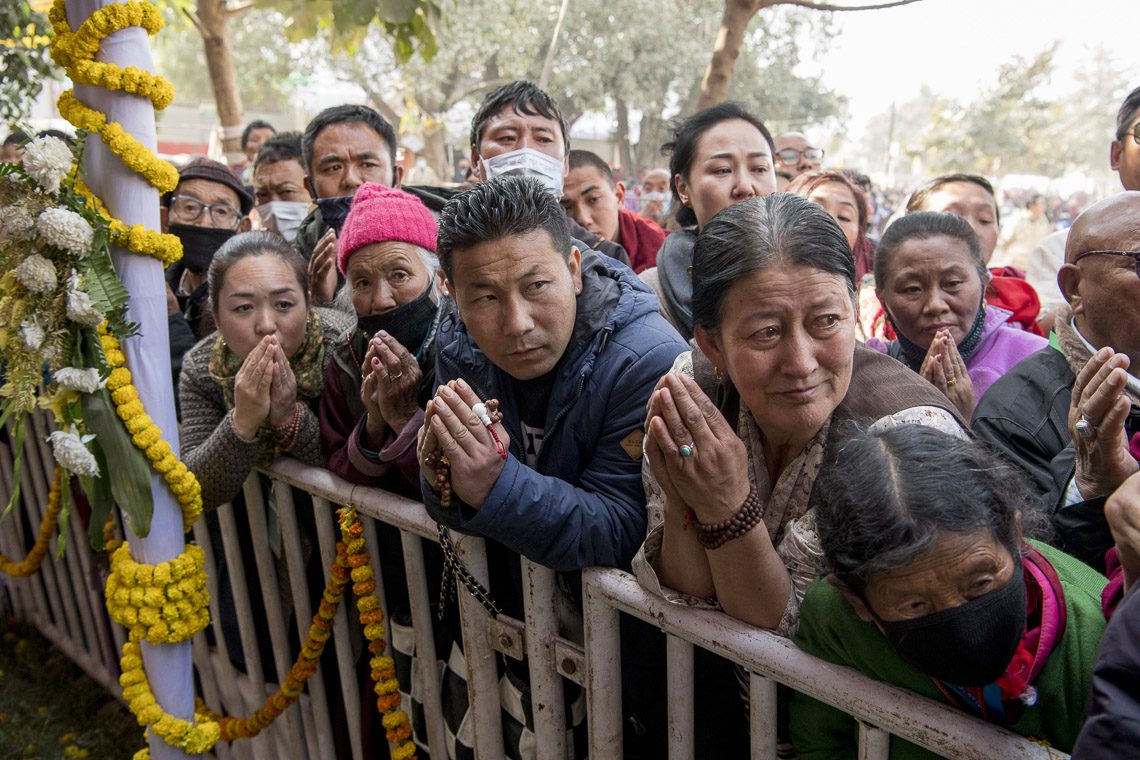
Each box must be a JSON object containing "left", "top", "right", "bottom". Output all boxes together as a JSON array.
[{"left": 812, "top": 0, "right": 1138, "bottom": 135}]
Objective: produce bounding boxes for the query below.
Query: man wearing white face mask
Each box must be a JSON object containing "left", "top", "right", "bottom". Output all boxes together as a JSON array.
[
  {"left": 469, "top": 81, "right": 631, "bottom": 268},
  {"left": 250, "top": 132, "right": 312, "bottom": 243}
]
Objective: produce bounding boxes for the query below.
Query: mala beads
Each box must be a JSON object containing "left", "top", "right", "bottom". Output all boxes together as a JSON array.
[{"left": 424, "top": 386, "right": 502, "bottom": 508}]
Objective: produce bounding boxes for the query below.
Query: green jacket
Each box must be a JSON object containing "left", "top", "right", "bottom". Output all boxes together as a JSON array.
[{"left": 791, "top": 541, "right": 1108, "bottom": 758}]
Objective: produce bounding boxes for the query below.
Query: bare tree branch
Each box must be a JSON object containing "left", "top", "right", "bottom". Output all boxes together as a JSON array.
[
  {"left": 538, "top": 0, "right": 571, "bottom": 89},
  {"left": 773, "top": 0, "right": 923, "bottom": 12}
]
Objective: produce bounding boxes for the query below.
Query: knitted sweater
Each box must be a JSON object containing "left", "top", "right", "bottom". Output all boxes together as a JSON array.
[
  {"left": 791, "top": 541, "right": 1108, "bottom": 759},
  {"left": 179, "top": 307, "right": 351, "bottom": 509}
]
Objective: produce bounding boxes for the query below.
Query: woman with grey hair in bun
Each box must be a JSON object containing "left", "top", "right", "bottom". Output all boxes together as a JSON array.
[
  {"left": 792, "top": 424, "right": 1110, "bottom": 758},
  {"left": 633, "top": 193, "right": 968, "bottom": 635}
]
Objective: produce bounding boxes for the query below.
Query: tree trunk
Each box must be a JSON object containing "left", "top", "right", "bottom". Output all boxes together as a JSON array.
[
  {"left": 614, "top": 96, "right": 636, "bottom": 175},
  {"left": 698, "top": 0, "right": 769, "bottom": 110},
  {"left": 196, "top": 0, "right": 244, "bottom": 165},
  {"left": 422, "top": 123, "right": 450, "bottom": 184}
]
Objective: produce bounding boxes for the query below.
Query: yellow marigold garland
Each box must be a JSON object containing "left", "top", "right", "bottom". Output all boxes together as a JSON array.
[
  {"left": 73, "top": 176, "right": 182, "bottom": 266},
  {"left": 56, "top": 90, "right": 178, "bottom": 193},
  {"left": 49, "top": 0, "right": 182, "bottom": 266},
  {"left": 119, "top": 640, "right": 221, "bottom": 756},
  {"left": 99, "top": 325, "right": 202, "bottom": 532},
  {"left": 105, "top": 543, "right": 210, "bottom": 644},
  {"left": 0, "top": 468, "right": 62, "bottom": 577}
]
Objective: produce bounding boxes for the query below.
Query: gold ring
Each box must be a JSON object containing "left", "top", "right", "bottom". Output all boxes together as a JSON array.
[{"left": 946, "top": 377, "right": 957, "bottom": 387}]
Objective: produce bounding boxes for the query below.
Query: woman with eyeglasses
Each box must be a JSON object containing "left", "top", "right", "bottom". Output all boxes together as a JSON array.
[
  {"left": 869, "top": 211, "right": 1047, "bottom": 418},
  {"left": 773, "top": 131, "right": 824, "bottom": 181},
  {"left": 638, "top": 102, "right": 778, "bottom": 341}
]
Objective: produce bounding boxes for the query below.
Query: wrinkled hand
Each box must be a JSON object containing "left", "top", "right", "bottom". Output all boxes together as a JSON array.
[
  {"left": 1071, "top": 347, "right": 1138, "bottom": 499},
  {"left": 232, "top": 336, "right": 276, "bottom": 439},
  {"left": 920, "top": 329, "right": 975, "bottom": 418},
  {"left": 420, "top": 380, "right": 510, "bottom": 508},
  {"left": 1107, "top": 471, "right": 1140, "bottom": 590},
  {"left": 308, "top": 229, "right": 338, "bottom": 306},
  {"left": 267, "top": 341, "right": 298, "bottom": 428},
  {"left": 372, "top": 331, "right": 423, "bottom": 433},
  {"left": 645, "top": 372, "right": 749, "bottom": 524}
]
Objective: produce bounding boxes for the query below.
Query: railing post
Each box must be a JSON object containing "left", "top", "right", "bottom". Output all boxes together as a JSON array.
[
  {"left": 583, "top": 567, "right": 623, "bottom": 758},
  {"left": 522, "top": 560, "right": 567, "bottom": 760},
  {"left": 666, "top": 635, "right": 694, "bottom": 759}
]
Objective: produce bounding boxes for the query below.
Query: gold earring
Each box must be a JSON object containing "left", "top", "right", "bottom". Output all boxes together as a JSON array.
[{"left": 714, "top": 365, "right": 723, "bottom": 382}]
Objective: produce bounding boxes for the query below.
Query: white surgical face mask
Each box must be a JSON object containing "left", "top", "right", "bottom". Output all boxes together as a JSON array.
[
  {"left": 640, "top": 191, "right": 671, "bottom": 214},
  {"left": 254, "top": 200, "right": 310, "bottom": 243},
  {"left": 479, "top": 147, "right": 565, "bottom": 197}
]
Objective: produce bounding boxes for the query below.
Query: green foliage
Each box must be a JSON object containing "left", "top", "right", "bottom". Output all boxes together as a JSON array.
[
  {"left": 261, "top": 0, "right": 441, "bottom": 62},
  {"left": 153, "top": 5, "right": 308, "bottom": 113},
  {"left": 321, "top": 0, "right": 845, "bottom": 174},
  {"left": 0, "top": 1, "right": 60, "bottom": 124},
  {"left": 858, "top": 45, "right": 1131, "bottom": 183}
]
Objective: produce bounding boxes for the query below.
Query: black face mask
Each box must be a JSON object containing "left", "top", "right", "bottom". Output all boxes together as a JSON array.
[
  {"left": 169, "top": 223, "right": 237, "bottom": 275},
  {"left": 316, "top": 195, "right": 355, "bottom": 234},
  {"left": 876, "top": 556, "right": 1026, "bottom": 687},
  {"left": 356, "top": 286, "right": 438, "bottom": 357}
]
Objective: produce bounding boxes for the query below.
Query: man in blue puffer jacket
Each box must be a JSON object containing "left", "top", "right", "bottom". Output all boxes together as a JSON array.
[{"left": 419, "top": 174, "right": 686, "bottom": 571}]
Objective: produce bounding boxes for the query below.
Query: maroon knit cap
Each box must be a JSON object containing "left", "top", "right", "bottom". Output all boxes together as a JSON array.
[
  {"left": 171, "top": 157, "right": 254, "bottom": 214},
  {"left": 337, "top": 183, "right": 438, "bottom": 274}
]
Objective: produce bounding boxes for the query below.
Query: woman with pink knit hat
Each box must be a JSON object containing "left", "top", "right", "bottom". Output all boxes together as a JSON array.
[{"left": 318, "top": 182, "right": 448, "bottom": 492}]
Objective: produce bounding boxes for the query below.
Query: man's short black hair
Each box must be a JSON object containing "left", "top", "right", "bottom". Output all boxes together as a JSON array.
[
  {"left": 567, "top": 150, "right": 615, "bottom": 186},
  {"left": 241, "top": 120, "right": 276, "bottom": 150},
  {"left": 253, "top": 131, "right": 303, "bottom": 173},
  {"left": 437, "top": 176, "right": 572, "bottom": 281},
  {"left": 1117, "top": 86, "right": 1140, "bottom": 140},
  {"left": 301, "top": 105, "right": 397, "bottom": 180},
  {"left": 470, "top": 81, "right": 570, "bottom": 155},
  {"left": 37, "top": 129, "right": 74, "bottom": 148},
  {"left": 3, "top": 128, "right": 30, "bottom": 148}
]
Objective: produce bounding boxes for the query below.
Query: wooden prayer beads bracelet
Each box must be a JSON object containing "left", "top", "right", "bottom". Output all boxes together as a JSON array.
[{"left": 425, "top": 398, "right": 502, "bottom": 508}]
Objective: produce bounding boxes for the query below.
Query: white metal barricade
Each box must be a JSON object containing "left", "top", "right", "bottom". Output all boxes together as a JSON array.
[{"left": 0, "top": 435, "right": 1077, "bottom": 760}]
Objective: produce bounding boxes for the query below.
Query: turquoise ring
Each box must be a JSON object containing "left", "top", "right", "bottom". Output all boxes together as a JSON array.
[{"left": 679, "top": 444, "right": 695, "bottom": 458}]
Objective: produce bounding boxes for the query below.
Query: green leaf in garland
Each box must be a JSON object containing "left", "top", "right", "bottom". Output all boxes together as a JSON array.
[
  {"left": 76, "top": 249, "right": 136, "bottom": 339},
  {"left": 56, "top": 472, "right": 73, "bottom": 557},
  {"left": 82, "top": 445, "right": 113, "bottom": 552},
  {"left": 79, "top": 388, "right": 153, "bottom": 538}
]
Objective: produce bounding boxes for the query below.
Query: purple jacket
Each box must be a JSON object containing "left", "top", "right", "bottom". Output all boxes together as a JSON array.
[{"left": 869, "top": 308, "right": 1047, "bottom": 402}]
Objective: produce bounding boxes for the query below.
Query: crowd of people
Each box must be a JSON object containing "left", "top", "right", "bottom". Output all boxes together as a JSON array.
[{"left": 5, "top": 79, "right": 1140, "bottom": 759}]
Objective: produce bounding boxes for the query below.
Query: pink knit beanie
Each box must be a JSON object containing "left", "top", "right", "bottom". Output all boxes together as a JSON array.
[{"left": 336, "top": 183, "right": 438, "bottom": 274}]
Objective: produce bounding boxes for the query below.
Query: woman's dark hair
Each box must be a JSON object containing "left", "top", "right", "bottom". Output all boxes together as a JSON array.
[
  {"left": 662, "top": 102, "right": 774, "bottom": 228},
  {"left": 786, "top": 169, "right": 870, "bottom": 235},
  {"left": 873, "top": 211, "right": 986, "bottom": 292},
  {"left": 812, "top": 424, "right": 1052, "bottom": 596},
  {"left": 208, "top": 231, "right": 309, "bottom": 313},
  {"left": 906, "top": 173, "right": 1001, "bottom": 225},
  {"left": 692, "top": 193, "right": 855, "bottom": 333}
]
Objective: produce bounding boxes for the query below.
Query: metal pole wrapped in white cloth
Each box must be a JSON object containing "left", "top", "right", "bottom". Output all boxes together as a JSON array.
[{"left": 64, "top": 2, "right": 194, "bottom": 757}]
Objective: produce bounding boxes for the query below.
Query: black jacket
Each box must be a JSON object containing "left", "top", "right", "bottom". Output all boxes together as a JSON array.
[
  {"left": 1072, "top": 586, "right": 1140, "bottom": 758},
  {"left": 972, "top": 344, "right": 1125, "bottom": 571}
]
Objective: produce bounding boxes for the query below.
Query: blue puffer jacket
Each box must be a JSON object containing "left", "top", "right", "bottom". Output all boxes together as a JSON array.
[{"left": 422, "top": 249, "right": 687, "bottom": 571}]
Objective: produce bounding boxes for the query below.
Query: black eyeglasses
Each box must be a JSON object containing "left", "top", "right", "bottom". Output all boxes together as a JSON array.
[
  {"left": 1073, "top": 250, "right": 1140, "bottom": 276},
  {"left": 1128, "top": 123, "right": 1140, "bottom": 146},
  {"left": 170, "top": 194, "right": 241, "bottom": 229},
  {"left": 775, "top": 147, "right": 824, "bottom": 164}
]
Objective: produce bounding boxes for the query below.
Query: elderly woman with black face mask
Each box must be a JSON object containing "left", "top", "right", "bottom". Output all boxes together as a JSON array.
[
  {"left": 318, "top": 183, "right": 446, "bottom": 493},
  {"left": 791, "top": 425, "right": 1112, "bottom": 759}
]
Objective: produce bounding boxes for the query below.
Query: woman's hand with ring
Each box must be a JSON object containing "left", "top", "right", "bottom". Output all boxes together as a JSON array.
[
  {"left": 921, "top": 330, "right": 975, "bottom": 418},
  {"left": 372, "top": 330, "right": 423, "bottom": 434},
  {"left": 646, "top": 373, "right": 749, "bottom": 525}
]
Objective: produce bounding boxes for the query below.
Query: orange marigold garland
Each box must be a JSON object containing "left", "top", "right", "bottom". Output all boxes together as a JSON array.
[
  {"left": 205, "top": 545, "right": 350, "bottom": 740},
  {"left": 0, "top": 467, "right": 62, "bottom": 577},
  {"left": 339, "top": 505, "right": 418, "bottom": 758}
]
